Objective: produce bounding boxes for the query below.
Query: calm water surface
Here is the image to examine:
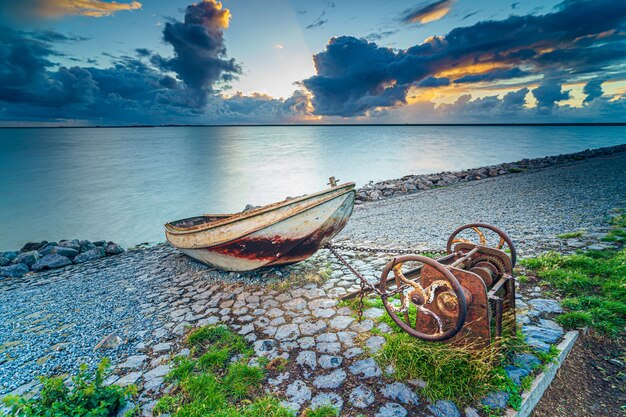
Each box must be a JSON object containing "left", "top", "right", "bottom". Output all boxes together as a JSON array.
[{"left": 1, "top": 126, "right": 625, "bottom": 250}]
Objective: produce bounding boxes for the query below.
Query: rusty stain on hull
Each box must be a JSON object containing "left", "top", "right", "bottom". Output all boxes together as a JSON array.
[{"left": 164, "top": 182, "right": 355, "bottom": 271}]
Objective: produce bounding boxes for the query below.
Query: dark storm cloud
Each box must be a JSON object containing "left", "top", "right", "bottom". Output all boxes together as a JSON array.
[
  {"left": 155, "top": 0, "right": 241, "bottom": 106},
  {"left": 364, "top": 30, "right": 399, "bottom": 42},
  {"left": 454, "top": 68, "right": 529, "bottom": 84},
  {"left": 583, "top": 79, "right": 605, "bottom": 103},
  {"left": 401, "top": 0, "right": 455, "bottom": 24},
  {"left": 306, "top": 19, "right": 327, "bottom": 29},
  {"left": 303, "top": 0, "right": 626, "bottom": 116},
  {"left": 502, "top": 87, "right": 529, "bottom": 111},
  {"left": 418, "top": 76, "right": 450, "bottom": 87},
  {"left": 532, "top": 79, "right": 570, "bottom": 109}
]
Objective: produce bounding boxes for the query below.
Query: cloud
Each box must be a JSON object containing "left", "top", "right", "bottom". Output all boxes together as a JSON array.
[
  {"left": 1, "top": 0, "right": 141, "bottom": 19},
  {"left": 583, "top": 79, "right": 605, "bottom": 103},
  {"left": 401, "top": 0, "right": 456, "bottom": 24},
  {"left": 462, "top": 11, "right": 478, "bottom": 20},
  {"left": 306, "top": 19, "right": 327, "bottom": 29},
  {"left": 364, "top": 30, "right": 399, "bottom": 42},
  {"left": 532, "top": 79, "right": 571, "bottom": 110},
  {"left": 303, "top": 0, "right": 626, "bottom": 116},
  {"left": 418, "top": 76, "right": 450, "bottom": 87},
  {"left": 155, "top": 0, "right": 241, "bottom": 107},
  {"left": 454, "top": 67, "right": 529, "bottom": 84}
]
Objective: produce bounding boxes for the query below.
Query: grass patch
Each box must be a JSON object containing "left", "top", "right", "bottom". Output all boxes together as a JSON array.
[
  {"left": 523, "top": 212, "right": 625, "bottom": 335},
  {"left": 2, "top": 358, "right": 136, "bottom": 417},
  {"left": 302, "top": 405, "right": 340, "bottom": 417},
  {"left": 153, "top": 325, "right": 292, "bottom": 417},
  {"left": 556, "top": 230, "right": 585, "bottom": 239},
  {"left": 602, "top": 213, "right": 626, "bottom": 242},
  {"left": 343, "top": 295, "right": 531, "bottom": 408},
  {"left": 521, "top": 242, "right": 625, "bottom": 336},
  {"left": 507, "top": 167, "right": 526, "bottom": 173}
]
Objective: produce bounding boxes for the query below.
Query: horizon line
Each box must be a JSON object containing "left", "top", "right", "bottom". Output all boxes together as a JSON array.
[{"left": 2, "top": 122, "right": 626, "bottom": 129}]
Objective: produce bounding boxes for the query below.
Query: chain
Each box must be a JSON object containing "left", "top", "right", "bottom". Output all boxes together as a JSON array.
[
  {"left": 325, "top": 242, "right": 448, "bottom": 256},
  {"left": 323, "top": 241, "right": 448, "bottom": 321}
]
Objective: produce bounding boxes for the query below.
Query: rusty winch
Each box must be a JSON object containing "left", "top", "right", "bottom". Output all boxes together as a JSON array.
[{"left": 331, "top": 223, "right": 517, "bottom": 349}]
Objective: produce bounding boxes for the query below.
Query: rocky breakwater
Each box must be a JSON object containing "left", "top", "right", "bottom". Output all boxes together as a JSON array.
[
  {"left": 0, "top": 239, "right": 125, "bottom": 278},
  {"left": 356, "top": 143, "right": 626, "bottom": 203}
]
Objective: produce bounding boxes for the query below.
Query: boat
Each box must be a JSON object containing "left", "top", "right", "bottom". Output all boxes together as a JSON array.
[{"left": 164, "top": 180, "right": 356, "bottom": 271}]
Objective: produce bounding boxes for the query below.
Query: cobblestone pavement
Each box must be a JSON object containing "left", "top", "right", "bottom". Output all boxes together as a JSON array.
[{"left": 1, "top": 152, "right": 624, "bottom": 416}]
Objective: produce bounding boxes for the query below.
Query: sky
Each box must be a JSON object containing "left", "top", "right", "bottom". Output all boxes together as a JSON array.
[{"left": 1, "top": 0, "right": 626, "bottom": 125}]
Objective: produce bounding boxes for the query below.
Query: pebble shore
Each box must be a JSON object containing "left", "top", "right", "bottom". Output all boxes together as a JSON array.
[{"left": 1, "top": 146, "right": 625, "bottom": 417}]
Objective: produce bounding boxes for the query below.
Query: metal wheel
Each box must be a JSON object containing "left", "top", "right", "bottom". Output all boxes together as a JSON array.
[
  {"left": 446, "top": 223, "right": 517, "bottom": 267},
  {"left": 378, "top": 255, "right": 467, "bottom": 341}
]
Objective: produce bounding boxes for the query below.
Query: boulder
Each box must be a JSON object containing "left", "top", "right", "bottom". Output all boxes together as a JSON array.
[
  {"left": 73, "top": 247, "right": 105, "bottom": 264},
  {"left": 2, "top": 251, "right": 18, "bottom": 262},
  {"left": 14, "top": 251, "right": 39, "bottom": 268},
  {"left": 20, "top": 241, "right": 48, "bottom": 252},
  {"left": 50, "top": 246, "right": 79, "bottom": 259},
  {"left": 32, "top": 254, "right": 72, "bottom": 271},
  {"left": 93, "top": 240, "right": 107, "bottom": 247},
  {"left": 58, "top": 239, "right": 81, "bottom": 252},
  {"left": 0, "top": 263, "right": 29, "bottom": 277},
  {"left": 104, "top": 242, "right": 125, "bottom": 255},
  {"left": 0, "top": 256, "right": 9, "bottom": 267},
  {"left": 38, "top": 242, "right": 59, "bottom": 256},
  {"left": 79, "top": 240, "right": 96, "bottom": 253}
]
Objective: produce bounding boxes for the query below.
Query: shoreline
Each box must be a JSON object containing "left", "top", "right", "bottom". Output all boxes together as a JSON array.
[{"left": 354, "top": 143, "right": 626, "bottom": 204}]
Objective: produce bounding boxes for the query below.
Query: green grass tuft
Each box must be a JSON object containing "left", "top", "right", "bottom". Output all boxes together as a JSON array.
[
  {"left": 521, "top": 231, "right": 625, "bottom": 336},
  {"left": 153, "top": 325, "right": 292, "bottom": 417},
  {"left": 302, "top": 405, "right": 340, "bottom": 417},
  {"left": 556, "top": 230, "right": 585, "bottom": 239}
]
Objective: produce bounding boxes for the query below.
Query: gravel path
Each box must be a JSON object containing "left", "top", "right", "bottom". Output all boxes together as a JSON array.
[
  {"left": 0, "top": 150, "right": 624, "bottom": 416},
  {"left": 340, "top": 150, "right": 626, "bottom": 256}
]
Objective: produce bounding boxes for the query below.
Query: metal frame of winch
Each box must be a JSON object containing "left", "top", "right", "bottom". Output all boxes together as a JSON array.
[{"left": 325, "top": 223, "right": 517, "bottom": 349}]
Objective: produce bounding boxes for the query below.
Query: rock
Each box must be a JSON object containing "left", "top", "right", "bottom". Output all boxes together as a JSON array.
[
  {"left": 275, "top": 324, "right": 300, "bottom": 341},
  {"left": 116, "top": 401, "right": 136, "bottom": 417},
  {"left": 329, "top": 315, "right": 355, "bottom": 330},
  {"left": 296, "top": 350, "right": 317, "bottom": 370},
  {"left": 20, "top": 241, "right": 47, "bottom": 252},
  {"left": 481, "top": 391, "right": 510, "bottom": 410},
  {"left": 344, "top": 347, "right": 364, "bottom": 358},
  {"left": 319, "top": 355, "right": 343, "bottom": 369},
  {"left": 58, "top": 240, "right": 81, "bottom": 252},
  {"left": 94, "top": 332, "right": 124, "bottom": 350},
  {"left": 2, "top": 251, "right": 18, "bottom": 262},
  {"left": 464, "top": 407, "right": 480, "bottom": 417},
  {"left": 566, "top": 239, "right": 586, "bottom": 248},
  {"left": 381, "top": 382, "right": 419, "bottom": 406},
  {"left": 523, "top": 320, "right": 563, "bottom": 352},
  {"left": 93, "top": 240, "right": 107, "bottom": 247},
  {"left": 349, "top": 358, "right": 382, "bottom": 378},
  {"left": 79, "top": 240, "right": 96, "bottom": 253},
  {"left": 513, "top": 353, "right": 541, "bottom": 371},
  {"left": 312, "top": 368, "right": 346, "bottom": 389},
  {"left": 105, "top": 242, "right": 125, "bottom": 255},
  {"left": 115, "top": 372, "right": 141, "bottom": 387},
  {"left": 427, "top": 400, "right": 460, "bottom": 417},
  {"left": 0, "top": 263, "right": 29, "bottom": 277},
  {"left": 365, "top": 336, "right": 386, "bottom": 353},
  {"left": 528, "top": 299, "right": 563, "bottom": 314},
  {"left": 73, "top": 247, "right": 105, "bottom": 264},
  {"left": 299, "top": 321, "right": 327, "bottom": 335},
  {"left": 32, "top": 254, "right": 72, "bottom": 271},
  {"left": 253, "top": 339, "right": 277, "bottom": 357},
  {"left": 144, "top": 364, "right": 170, "bottom": 380},
  {"left": 363, "top": 308, "right": 385, "bottom": 319},
  {"left": 285, "top": 380, "right": 311, "bottom": 405},
  {"left": 349, "top": 385, "right": 376, "bottom": 408},
  {"left": 375, "top": 402, "right": 408, "bottom": 417},
  {"left": 38, "top": 242, "right": 58, "bottom": 256},
  {"left": 310, "top": 392, "right": 344, "bottom": 411},
  {"left": 505, "top": 365, "right": 530, "bottom": 386},
  {"left": 152, "top": 343, "right": 172, "bottom": 353},
  {"left": 50, "top": 246, "right": 79, "bottom": 259},
  {"left": 119, "top": 355, "right": 148, "bottom": 369},
  {"left": 0, "top": 256, "right": 9, "bottom": 267},
  {"left": 14, "top": 251, "right": 39, "bottom": 268}
]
